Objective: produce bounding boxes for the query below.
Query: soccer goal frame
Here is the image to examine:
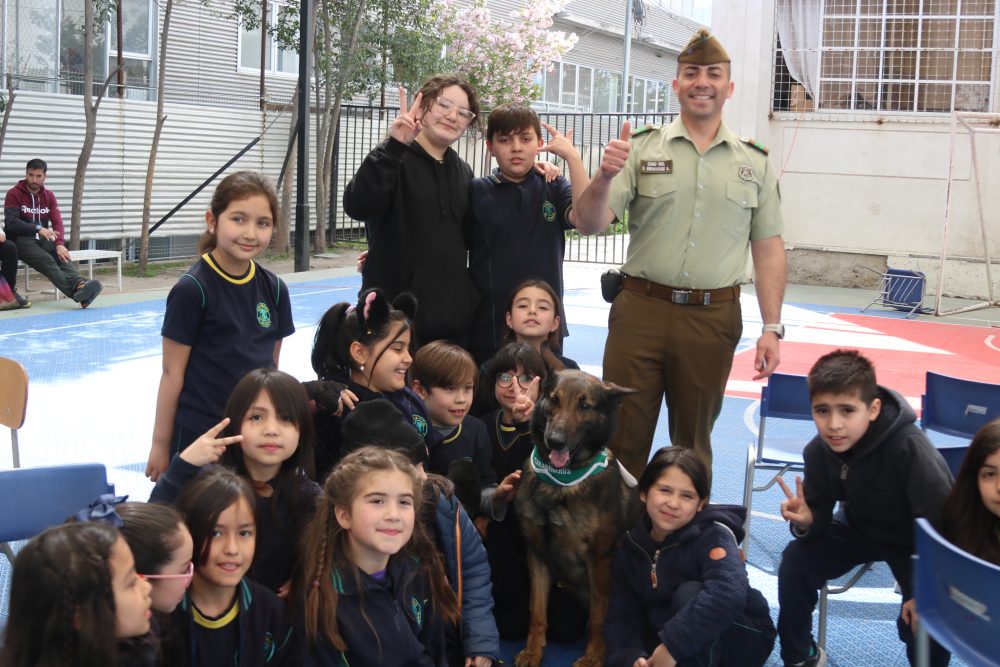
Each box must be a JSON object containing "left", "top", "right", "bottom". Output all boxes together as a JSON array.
[{"left": 936, "top": 111, "right": 1000, "bottom": 316}]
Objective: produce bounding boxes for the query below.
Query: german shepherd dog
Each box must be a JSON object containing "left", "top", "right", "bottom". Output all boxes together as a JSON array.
[{"left": 514, "top": 369, "right": 641, "bottom": 667}]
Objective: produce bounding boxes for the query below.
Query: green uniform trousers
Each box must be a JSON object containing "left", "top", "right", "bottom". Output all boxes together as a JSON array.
[
  {"left": 603, "top": 287, "right": 743, "bottom": 481},
  {"left": 15, "top": 236, "right": 83, "bottom": 298}
]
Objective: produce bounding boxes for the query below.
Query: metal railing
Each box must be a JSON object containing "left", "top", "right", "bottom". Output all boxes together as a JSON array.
[{"left": 332, "top": 106, "right": 677, "bottom": 264}]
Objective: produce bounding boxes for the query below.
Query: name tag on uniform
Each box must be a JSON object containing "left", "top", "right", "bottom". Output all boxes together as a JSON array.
[{"left": 640, "top": 160, "right": 672, "bottom": 174}]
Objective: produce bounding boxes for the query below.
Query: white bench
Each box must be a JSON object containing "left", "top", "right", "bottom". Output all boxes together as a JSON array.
[{"left": 20, "top": 249, "right": 123, "bottom": 298}]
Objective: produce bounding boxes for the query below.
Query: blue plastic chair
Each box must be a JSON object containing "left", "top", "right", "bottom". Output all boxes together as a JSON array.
[
  {"left": 914, "top": 518, "right": 1000, "bottom": 667},
  {"left": 742, "top": 373, "right": 813, "bottom": 551},
  {"left": 921, "top": 371, "right": 1000, "bottom": 470},
  {"left": 0, "top": 463, "right": 115, "bottom": 564},
  {"left": 741, "top": 373, "right": 873, "bottom": 651}
]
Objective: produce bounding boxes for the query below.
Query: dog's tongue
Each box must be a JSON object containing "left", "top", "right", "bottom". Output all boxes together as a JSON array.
[{"left": 549, "top": 449, "right": 571, "bottom": 469}]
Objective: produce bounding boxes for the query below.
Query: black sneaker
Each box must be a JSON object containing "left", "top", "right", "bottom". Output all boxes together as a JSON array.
[
  {"left": 12, "top": 289, "right": 30, "bottom": 308},
  {"left": 73, "top": 279, "right": 103, "bottom": 308}
]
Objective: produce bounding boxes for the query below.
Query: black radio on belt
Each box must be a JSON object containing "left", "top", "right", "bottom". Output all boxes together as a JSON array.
[{"left": 600, "top": 270, "right": 624, "bottom": 303}]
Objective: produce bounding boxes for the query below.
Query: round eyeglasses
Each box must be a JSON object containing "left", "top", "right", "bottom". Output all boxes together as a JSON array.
[{"left": 496, "top": 372, "right": 535, "bottom": 389}]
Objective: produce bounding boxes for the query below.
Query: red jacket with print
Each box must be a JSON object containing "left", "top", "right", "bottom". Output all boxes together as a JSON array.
[{"left": 4, "top": 179, "right": 65, "bottom": 245}]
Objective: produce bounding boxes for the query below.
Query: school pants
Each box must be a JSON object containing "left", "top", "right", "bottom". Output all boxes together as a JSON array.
[
  {"left": 14, "top": 236, "right": 83, "bottom": 298},
  {"left": 777, "top": 517, "right": 950, "bottom": 667},
  {"left": 603, "top": 287, "right": 742, "bottom": 480}
]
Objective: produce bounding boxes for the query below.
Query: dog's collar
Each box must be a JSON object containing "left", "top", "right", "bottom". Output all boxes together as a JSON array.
[{"left": 530, "top": 446, "right": 610, "bottom": 487}]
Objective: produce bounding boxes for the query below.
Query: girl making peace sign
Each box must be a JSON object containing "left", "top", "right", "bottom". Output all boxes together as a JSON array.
[{"left": 344, "top": 75, "right": 483, "bottom": 346}]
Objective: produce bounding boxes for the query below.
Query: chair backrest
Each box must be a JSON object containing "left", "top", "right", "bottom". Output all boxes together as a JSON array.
[
  {"left": 0, "top": 464, "right": 114, "bottom": 545},
  {"left": 0, "top": 357, "right": 28, "bottom": 431},
  {"left": 914, "top": 518, "right": 1000, "bottom": 666},
  {"left": 761, "top": 373, "right": 812, "bottom": 421},
  {"left": 921, "top": 371, "right": 1000, "bottom": 440}
]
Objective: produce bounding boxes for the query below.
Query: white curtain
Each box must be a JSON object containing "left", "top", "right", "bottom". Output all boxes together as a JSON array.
[{"left": 776, "top": 0, "right": 823, "bottom": 101}]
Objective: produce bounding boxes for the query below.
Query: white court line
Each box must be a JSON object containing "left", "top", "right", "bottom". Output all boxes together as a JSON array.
[
  {"left": 987, "top": 334, "right": 1000, "bottom": 352},
  {"left": 0, "top": 311, "right": 161, "bottom": 339}
]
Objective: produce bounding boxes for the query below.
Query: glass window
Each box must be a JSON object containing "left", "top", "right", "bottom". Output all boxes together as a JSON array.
[
  {"left": 545, "top": 65, "right": 560, "bottom": 103},
  {"left": 561, "top": 62, "right": 577, "bottom": 107},
  {"left": 775, "top": 1, "right": 997, "bottom": 113},
  {"left": 8, "top": 0, "right": 59, "bottom": 76},
  {"left": 239, "top": 1, "right": 298, "bottom": 74},
  {"left": 111, "top": 0, "right": 150, "bottom": 55},
  {"left": 579, "top": 65, "right": 593, "bottom": 112}
]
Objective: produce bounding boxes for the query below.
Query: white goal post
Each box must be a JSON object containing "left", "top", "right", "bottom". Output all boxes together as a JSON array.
[{"left": 937, "top": 111, "right": 1000, "bottom": 316}]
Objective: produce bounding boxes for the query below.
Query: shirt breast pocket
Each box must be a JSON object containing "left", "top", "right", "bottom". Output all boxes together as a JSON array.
[
  {"left": 721, "top": 181, "right": 758, "bottom": 238},
  {"left": 636, "top": 173, "right": 678, "bottom": 199}
]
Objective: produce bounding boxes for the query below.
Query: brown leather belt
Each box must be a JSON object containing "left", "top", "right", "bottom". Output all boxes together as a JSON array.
[{"left": 622, "top": 276, "right": 740, "bottom": 306}]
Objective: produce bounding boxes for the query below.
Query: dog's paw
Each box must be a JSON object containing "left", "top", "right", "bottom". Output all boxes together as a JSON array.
[
  {"left": 514, "top": 649, "right": 542, "bottom": 667},
  {"left": 572, "top": 654, "right": 604, "bottom": 667}
]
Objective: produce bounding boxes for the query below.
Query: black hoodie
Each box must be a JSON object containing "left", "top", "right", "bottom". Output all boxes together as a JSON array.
[{"left": 796, "top": 385, "right": 953, "bottom": 547}]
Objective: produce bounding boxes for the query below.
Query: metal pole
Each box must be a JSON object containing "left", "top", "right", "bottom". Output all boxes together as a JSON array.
[
  {"left": 620, "top": 0, "right": 634, "bottom": 113},
  {"left": 294, "top": 0, "right": 311, "bottom": 272}
]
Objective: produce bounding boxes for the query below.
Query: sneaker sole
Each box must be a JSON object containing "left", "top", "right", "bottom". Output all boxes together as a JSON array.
[{"left": 75, "top": 281, "right": 103, "bottom": 307}]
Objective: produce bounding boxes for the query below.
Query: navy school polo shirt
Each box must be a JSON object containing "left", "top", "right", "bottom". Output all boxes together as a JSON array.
[
  {"left": 162, "top": 254, "right": 295, "bottom": 435},
  {"left": 465, "top": 169, "right": 574, "bottom": 352}
]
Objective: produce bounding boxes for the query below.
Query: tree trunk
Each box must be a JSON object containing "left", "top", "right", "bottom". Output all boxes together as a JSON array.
[
  {"left": 138, "top": 0, "right": 174, "bottom": 275},
  {"left": 312, "top": 0, "right": 330, "bottom": 253},
  {"left": 314, "top": 0, "right": 367, "bottom": 253},
  {"left": 71, "top": 0, "right": 115, "bottom": 251},
  {"left": 0, "top": 76, "right": 17, "bottom": 160},
  {"left": 275, "top": 90, "right": 297, "bottom": 255}
]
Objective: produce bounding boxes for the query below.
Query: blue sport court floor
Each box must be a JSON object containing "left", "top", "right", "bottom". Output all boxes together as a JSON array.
[{"left": 1, "top": 261, "right": 998, "bottom": 666}]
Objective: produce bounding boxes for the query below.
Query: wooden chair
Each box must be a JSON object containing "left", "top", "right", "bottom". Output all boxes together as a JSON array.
[{"left": 0, "top": 356, "right": 28, "bottom": 468}]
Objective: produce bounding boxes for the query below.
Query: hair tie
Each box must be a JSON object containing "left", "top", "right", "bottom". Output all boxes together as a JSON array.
[
  {"left": 363, "top": 291, "right": 377, "bottom": 321},
  {"left": 75, "top": 493, "right": 129, "bottom": 528},
  {"left": 312, "top": 579, "right": 320, "bottom": 588},
  {"left": 346, "top": 305, "right": 356, "bottom": 315}
]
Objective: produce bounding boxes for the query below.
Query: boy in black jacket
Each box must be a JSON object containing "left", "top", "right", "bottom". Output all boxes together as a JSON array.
[{"left": 776, "top": 350, "right": 952, "bottom": 667}]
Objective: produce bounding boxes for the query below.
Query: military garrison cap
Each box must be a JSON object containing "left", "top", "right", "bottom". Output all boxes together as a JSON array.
[{"left": 678, "top": 29, "right": 730, "bottom": 65}]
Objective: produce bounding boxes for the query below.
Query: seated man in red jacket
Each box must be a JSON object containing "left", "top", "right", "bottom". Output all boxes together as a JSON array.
[{"left": 3, "top": 158, "right": 102, "bottom": 307}]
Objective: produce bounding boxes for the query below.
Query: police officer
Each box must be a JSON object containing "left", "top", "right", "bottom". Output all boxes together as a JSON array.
[{"left": 575, "top": 29, "right": 787, "bottom": 479}]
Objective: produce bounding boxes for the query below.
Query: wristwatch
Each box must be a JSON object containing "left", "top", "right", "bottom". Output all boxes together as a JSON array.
[{"left": 762, "top": 323, "right": 785, "bottom": 339}]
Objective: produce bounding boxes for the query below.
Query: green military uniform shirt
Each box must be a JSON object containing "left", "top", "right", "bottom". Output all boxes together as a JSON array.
[{"left": 607, "top": 117, "right": 784, "bottom": 289}]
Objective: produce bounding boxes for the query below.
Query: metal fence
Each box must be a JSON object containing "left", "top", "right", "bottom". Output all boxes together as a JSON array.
[{"left": 332, "top": 107, "right": 677, "bottom": 265}]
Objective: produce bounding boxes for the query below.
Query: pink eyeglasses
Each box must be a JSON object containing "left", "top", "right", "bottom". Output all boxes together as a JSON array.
[{"left": 139, "top": 561, "right": 194, "bottom": 584}]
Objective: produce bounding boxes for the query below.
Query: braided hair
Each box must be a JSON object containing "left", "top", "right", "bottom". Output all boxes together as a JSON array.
[{"left": 294, "top": 447, "right": 458, "bottom": 652}]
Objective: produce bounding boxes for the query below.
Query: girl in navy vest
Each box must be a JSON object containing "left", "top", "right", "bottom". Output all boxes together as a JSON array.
[
  {"left": 146, "top": 172, "right": 295, "bottom": 482},
  {"left": 605, "top": 447, "right": 775, "bottom": 667},
  {"left": 294, "top": 447, "right": 459, "bottom": 666}
]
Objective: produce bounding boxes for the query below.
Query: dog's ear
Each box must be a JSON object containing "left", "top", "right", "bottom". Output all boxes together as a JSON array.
[
  {"left": 603, "top": 381, "right": 638, "bottom": 409},
  {"left": 541, "top": 369, "right": 560, "bottom": 399}
]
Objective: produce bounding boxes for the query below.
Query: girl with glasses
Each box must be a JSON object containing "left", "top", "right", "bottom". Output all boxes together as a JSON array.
[
  {"left": 344, "top": 74, "right": 483, "bottom": 346},
  {"left": 119, "top": 502, "right": 195, "bottom": 614}
]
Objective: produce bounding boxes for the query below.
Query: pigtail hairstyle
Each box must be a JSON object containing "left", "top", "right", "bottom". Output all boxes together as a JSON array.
[
  {"left": 942, "top": 418, "right": 1000, "bottom": 565},
  {"left": 0, "top": 522, "right": 120, "bottom": 667},
  {"left": 295, "top": 447, "right": 458, "bottom": 652},
  {"left": 220, "top": 368, "right": 317, "bottom": 530},
  {"left": 311, "top": 288, "right": 416, "bottom": 383}
]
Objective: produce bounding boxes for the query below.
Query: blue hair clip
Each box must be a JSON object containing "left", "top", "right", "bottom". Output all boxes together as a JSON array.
[{"left": 75, "top": 493, "right": 129, "bottom": 528}]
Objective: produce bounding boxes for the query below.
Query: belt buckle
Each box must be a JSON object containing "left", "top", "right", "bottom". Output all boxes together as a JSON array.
[{"left": 671, "top": 290, "right": 690, "bottom": 305}]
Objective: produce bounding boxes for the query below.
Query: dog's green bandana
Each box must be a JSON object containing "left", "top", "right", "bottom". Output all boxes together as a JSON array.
[{"left": 530, "top": 446, "right": 610, "bottom": 487}]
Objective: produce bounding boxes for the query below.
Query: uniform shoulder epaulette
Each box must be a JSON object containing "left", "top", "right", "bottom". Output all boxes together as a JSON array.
[
  {"left": 631, "top": 124, "right": 658, "bottom": 138},
  {"left": 741, "top": 136, "right": 769, "bottom": 155}
]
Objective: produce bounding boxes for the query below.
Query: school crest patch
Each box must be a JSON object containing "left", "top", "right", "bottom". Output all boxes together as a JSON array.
[
  {"left": 256, "top": 302, "right": 272, "bottom": 328},
  {"left": 262, "top": 632, "right": 276, "bottom": 660},
  {"left": 738, "top": 165, "right": 753, "bottom": 181},
  {"left": 542, "top": 200, "right": 557, "bottom": 222},
  {"left": 412, "top": 414, "right": 428, "bottom": 436},
  {"left": 410, "top": 597, "right": 423, "bottom": 628}
]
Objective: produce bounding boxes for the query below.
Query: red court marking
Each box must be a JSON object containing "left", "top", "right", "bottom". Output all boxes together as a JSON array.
[{"left": 729, "top": 313, "right": 1000, "bottom": 404}]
